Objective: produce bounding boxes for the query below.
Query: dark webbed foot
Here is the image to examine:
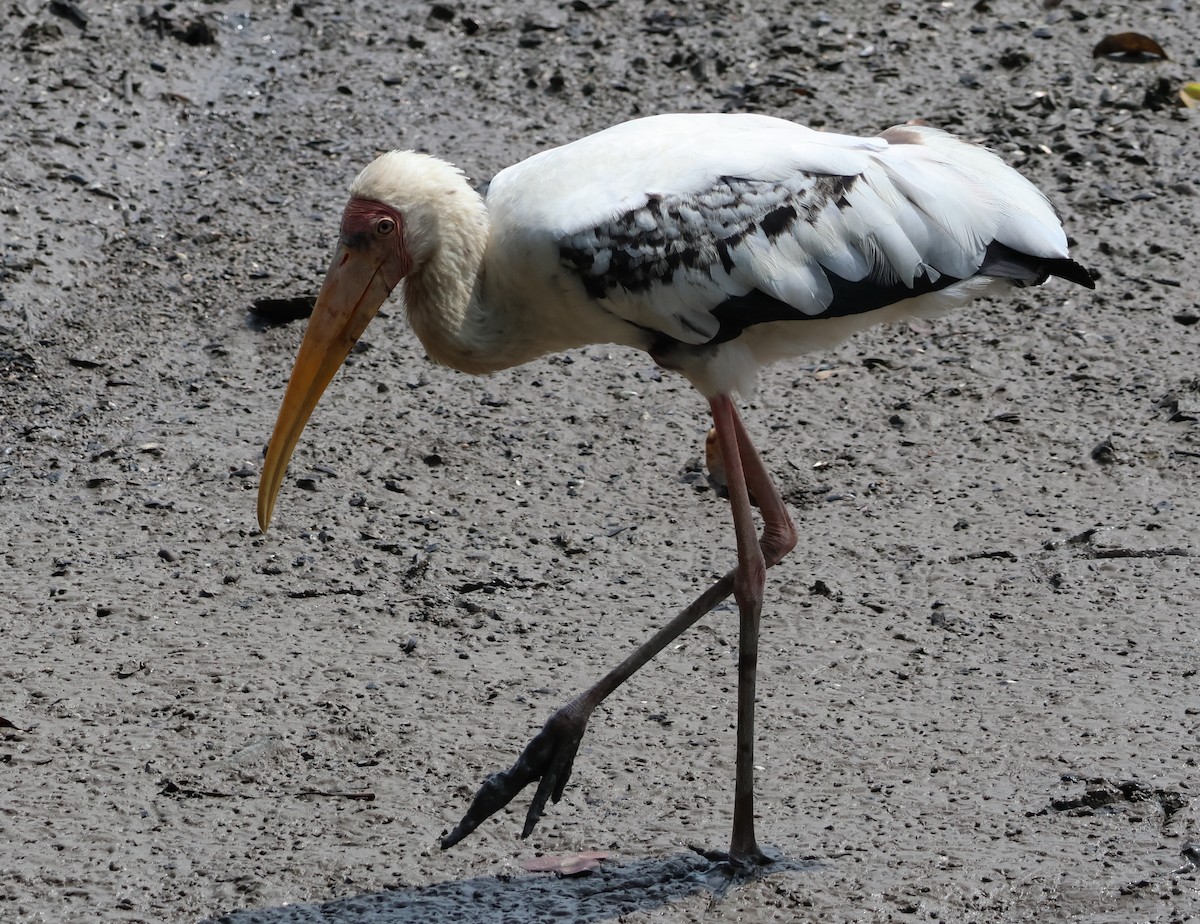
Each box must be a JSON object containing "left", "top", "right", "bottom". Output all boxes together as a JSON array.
[
  {"left": 687, "top": 843, "right": 795, "bottom": 900},
  {"left": 690, "top": 843, "right": 776, "bottom": 869},
  {"left": 441, "top": 700, "right": 591, "bottom": 849}
]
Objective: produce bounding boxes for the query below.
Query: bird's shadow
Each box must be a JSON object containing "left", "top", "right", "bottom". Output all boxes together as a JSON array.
[{"left": 202, "top": 850, "right": 820, "bottom": 924}]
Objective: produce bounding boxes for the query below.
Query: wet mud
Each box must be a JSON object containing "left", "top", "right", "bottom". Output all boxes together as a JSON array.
[{"left": 2, "top": 1, "right": 1198, "bottom": 921}]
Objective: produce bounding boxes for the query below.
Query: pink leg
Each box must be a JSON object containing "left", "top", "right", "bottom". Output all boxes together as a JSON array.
[
  {"left": 709, "top": 394, "right": 797, "bottom": 861},
  {"left": 719, "top": 398, "right": 798, "bottom": 571}
]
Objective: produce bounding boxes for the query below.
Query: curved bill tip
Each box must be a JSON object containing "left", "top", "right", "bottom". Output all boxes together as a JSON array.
[
  {"left": 255, "top": 358, "right": 331, "bottom": 534},
  {"left": 255, "top": 241, "right": 395, "bottom": 532}
]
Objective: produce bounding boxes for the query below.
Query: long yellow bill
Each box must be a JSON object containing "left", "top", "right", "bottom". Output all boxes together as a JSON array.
[{"left": 256, "top": 242, "right": 397, "bottom": 531}]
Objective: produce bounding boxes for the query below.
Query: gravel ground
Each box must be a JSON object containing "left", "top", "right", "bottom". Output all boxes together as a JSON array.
[{"left": 2, "top": 1, "right": 1198, "bottom": 922}]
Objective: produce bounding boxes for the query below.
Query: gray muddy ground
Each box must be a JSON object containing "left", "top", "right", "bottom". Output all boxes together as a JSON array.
[{"left": 2, "top": 1, "right": 1198, "bottom": 922}]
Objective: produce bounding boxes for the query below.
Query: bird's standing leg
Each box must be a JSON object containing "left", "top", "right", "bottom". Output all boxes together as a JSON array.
[
  {"left": 440, "top": 398, "right": 796, "bottom": 855},
  {"left": 708, "top": 394, "right": 797, "bottom": 862}
]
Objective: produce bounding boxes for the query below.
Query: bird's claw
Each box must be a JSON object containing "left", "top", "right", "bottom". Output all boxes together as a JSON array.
[
  {"left": 440, "top": 703, "right": 589, "bottom": 849},
  {"left": 689, "top": 843, "right": 775, "bottom": 869}
]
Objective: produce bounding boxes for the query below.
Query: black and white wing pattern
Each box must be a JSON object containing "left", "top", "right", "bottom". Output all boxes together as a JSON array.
[
  {"left": 486, "top": 113, "right": 1091, "bottom": 394},
  {"left": 558, "top": 169, "right": 885, "bottom": 346},
  {"left": 544, "top": 117, "right": 1090, "bottom": 349}
]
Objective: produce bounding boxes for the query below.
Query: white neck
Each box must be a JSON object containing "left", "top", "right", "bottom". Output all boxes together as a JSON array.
[
  {"left": 351, "top": 151, "right": 537, "bottom": 375},
  {"left": 351, "top": 149, "right": 645, "bottom": 377},
  {"left": 400, "top": 193, "right": 516, "bottom": 375}
]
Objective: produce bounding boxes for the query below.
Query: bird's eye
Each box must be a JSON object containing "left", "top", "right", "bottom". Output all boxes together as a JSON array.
[{"left": 376, "top": 218, "right": 396, "bottom": 235}]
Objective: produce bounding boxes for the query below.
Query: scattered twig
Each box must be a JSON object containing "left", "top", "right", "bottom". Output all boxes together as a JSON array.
[
  {"left": 1089, "top": 547, "right": 1190, "bottom": 560},
  {"left": 160, "top": 779, "right": 232, "bottom": 799},
  {"left": 948, "top": 549, "right": 1018, "bottom": 563},
  {"left": 296, "top": 789, "right": 376, "bottom": 801}
]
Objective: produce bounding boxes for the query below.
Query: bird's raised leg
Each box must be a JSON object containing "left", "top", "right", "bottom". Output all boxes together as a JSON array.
[
  {"left": 708, "top": 394, "right": 797, "bottom": 863},
  {"left": 440, "top": 398, "right": 796, "bottom": 854},
  {"left": 440, "top": 569, "right": 739, "bottom": 849}
]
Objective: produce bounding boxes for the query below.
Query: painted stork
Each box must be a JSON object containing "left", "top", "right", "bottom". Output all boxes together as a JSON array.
[{"left": 256, "top": 113, "right": 1093, "bottom": 864}]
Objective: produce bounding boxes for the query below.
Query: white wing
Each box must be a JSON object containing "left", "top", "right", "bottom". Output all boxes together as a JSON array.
[{"left": 487, "top": 115, "right": 1089, "bottom": 350}]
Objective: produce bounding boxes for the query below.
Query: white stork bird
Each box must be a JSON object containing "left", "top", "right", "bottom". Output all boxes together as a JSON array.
[{"left": 256, "top": 113, "right": 1093, "bottom": 864}]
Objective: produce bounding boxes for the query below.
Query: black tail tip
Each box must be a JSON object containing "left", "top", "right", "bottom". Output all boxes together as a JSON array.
[{"left": 1053, "top": 258, "right": 1096, "bottom": 290}]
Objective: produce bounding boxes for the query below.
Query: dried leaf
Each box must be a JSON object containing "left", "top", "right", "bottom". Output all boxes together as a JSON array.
[
  {"left": 1180, "top": 82, "right": 1200, "bottom": 109},
  {"left": 1092, "top": 32, "right": 1168, "bottom": 61},
  {"left": 521, "top": 851, "right": 609, "bottom": 876}
]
